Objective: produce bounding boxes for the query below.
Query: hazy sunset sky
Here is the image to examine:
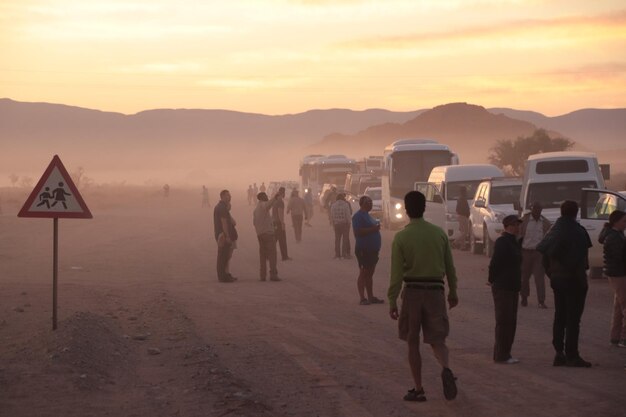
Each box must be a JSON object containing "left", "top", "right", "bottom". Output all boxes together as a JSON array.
[{"left": 1, "top": 0, "right": 625, "bottom": 115}]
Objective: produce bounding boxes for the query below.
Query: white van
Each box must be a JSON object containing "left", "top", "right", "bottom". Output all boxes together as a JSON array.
[
  {"left": 428, "top": 164, "right": 504, "bottom": 240},
  {"left": 521, "top": 152, "right": 606, "bottom": 273},
  {"left": 521, "top": 152, "right": 605, "bottom": 217}
]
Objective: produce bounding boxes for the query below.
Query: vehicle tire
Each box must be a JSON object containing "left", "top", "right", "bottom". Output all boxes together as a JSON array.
[
  {"left": 484, "top": 225, "right": 494, "bottom": 258},
  {"left": 470, "top": 225, "right": 483, "bottom": 254}
]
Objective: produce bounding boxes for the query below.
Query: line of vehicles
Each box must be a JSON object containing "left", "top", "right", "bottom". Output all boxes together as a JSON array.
[{"left": 299, "top": 139, "right": 626, "bottom": 276}]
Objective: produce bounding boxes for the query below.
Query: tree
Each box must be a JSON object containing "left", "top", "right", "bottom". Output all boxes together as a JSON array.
[
  {"left": 488, "top": 129, "right": 574, "bottom": 176},
  {"left": 19, "top": 176, "right": 33, "bottom": 189},
  {"left": 9, "top": 173, "right": 19, "bottom": 187},
  {"left": 71, "top": 166, "right": 94, "bottom": 189}
]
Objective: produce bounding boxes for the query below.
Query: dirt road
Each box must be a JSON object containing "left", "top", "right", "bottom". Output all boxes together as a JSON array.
[{"left": 1, "top": 189, "right": 624, "bottom": 416}]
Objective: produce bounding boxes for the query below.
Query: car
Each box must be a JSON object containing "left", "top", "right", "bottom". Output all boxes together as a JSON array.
[
  {"left": 580, "top": 188, "right": 626, "bottom": 277},
  {"left": 363, "top": 186, "right": 382, "bottom": 219},
  {"left": 267, "top": 180, "right": 299, "bottom": 198},
  {"left": 427, "top": 164, "right": 504, "bottom": 240},
  {"left": 469, "top": 177, "right": 522, "bottom": 257}
]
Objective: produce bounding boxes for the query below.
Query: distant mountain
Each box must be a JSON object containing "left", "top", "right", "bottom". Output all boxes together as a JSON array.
[
  {"left": 0, "top": 98, "right": 423, "bottom": 149},
  {"left": 0, "top": 98, "right": 423, "bottom": 180},
  {"left": 2, "top": 98, "right": 624, "bottom": 186},
  {"left": 311, "top": 103, "right": 541, "bottom": 163},
  {"left": 488, "top": 107, "right": 626, "bottom": 150}
]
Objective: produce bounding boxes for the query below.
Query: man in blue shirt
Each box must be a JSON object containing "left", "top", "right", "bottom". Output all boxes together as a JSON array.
[{"left": 352, "top": 195, "right": 384, "bottom": 305}]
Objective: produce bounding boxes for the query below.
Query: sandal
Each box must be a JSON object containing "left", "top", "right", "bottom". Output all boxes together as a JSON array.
[
  {"left": 368, "top": 297, "right": 384, "bottom": 304},
  {"left": 359, "top": 299, "right": 370, "bottom": 305},
  {"left": 403, "top": 388, "right": 427, "bottom": 402}
]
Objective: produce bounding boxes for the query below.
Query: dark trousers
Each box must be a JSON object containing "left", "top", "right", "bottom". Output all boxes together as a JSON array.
[
  {"left": 274, "top": 222, "right": 289, "bottom": 260},
  {"left": 492, "top": 288, "right": 519, "bottom": 362},
  {"left": 552, "top": 285, "right": 588, "bottom": 358},
  {"left": 216, "top": 241, "right": 233, "bottom": 280},
  {"left": 333, "top": 223, "right": 351, "bottom": 258},
  {"left": 257, "top": 233, "right": 278, "bottom": 279},
  {"left": 292, "top": 214, "right": 303, "bottom": 242}
]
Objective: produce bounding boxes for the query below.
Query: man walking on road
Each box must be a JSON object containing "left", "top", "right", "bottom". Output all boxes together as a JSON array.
[
  {"left": 520, "top": 202, "right": 551, "bottom": 308},
  {"left": 537, "top": 200, "right": 593, "bottom": 368},
  {"left": 286, "top": 189, "right": 306, "bottom": 243},
  {"left": 489, "top": 215, "right": 523, "bottom": 364},
  {"left": 273, "top": 187, "right": 292, "bottom": 261},
  {"left": 330, "top": 193, "right": 352, "bottom": 259},
  {"left": 253, "top": 192, "right": 281, "bottom": 282},
  {"left": 388, "top": 191, "right": 459, "bottom": 402},
  {"left": 213, "top": 190, "right": 238, "bottom": 283},
  {"left": 352, "top": 195, "right": 384, "bottom": 305}
]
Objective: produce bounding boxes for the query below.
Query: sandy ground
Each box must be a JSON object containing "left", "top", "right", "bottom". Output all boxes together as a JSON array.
[{"left": 1, "top": 188, "right": 625, "bottom": 417}]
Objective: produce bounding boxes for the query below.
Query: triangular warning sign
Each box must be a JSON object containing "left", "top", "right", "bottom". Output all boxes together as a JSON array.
[{"left": 18, "top": 155, "right": 93, "bottom": 219}]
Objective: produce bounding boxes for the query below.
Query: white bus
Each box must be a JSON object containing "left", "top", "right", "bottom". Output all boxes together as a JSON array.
[
  {"left": 299, "top": 154, "right": 325, "bottom": 195},
  {"left": 299, "top": 154, "right": 357, "bottom": 200},
  {"left": 382, "top": 139, "right": 459, "bottom": 229}
]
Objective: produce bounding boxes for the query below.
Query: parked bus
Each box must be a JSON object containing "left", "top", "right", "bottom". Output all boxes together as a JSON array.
[
  {"left": 299, "top": 154, "right": 325, "bottom": 196},
  {"left": 382, "top": 139, "right": 458, "bottom": 229},
  {"left": 300, "top": 154, "right": 357, "bottom": 200}
]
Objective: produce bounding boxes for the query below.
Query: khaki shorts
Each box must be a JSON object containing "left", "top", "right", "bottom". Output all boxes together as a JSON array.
[{"left": 398, "top": 287, "right": 449, "bottom": 345}]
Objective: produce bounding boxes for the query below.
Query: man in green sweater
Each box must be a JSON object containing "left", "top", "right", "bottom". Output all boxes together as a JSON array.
[{"left": 388, "top": 191, "right": 459, "bottom": 402}]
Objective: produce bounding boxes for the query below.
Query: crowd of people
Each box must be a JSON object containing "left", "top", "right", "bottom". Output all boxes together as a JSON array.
[{"left": 209, "top": 184, "right": 626, "bottom": 402}]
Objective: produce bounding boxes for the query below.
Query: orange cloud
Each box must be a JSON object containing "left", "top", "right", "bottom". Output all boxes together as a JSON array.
[{"left": 340, "top": 9, "right": 626, "bottom": 49}]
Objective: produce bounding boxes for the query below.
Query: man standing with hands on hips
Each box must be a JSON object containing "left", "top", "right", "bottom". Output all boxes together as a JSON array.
[
  {"left": 388, "top": 191, "right": 459, "bottom": 403},
  {"left": 352, "top": 195, "right": 384, "bottom": 305},
  {"left": 520, "top": 202, "right": 551, "bottom": 308}
]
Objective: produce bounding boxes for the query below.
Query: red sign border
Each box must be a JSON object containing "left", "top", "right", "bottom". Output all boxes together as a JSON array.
[{"left": 17, "top": 155, "right": 93, "bottom": 219}]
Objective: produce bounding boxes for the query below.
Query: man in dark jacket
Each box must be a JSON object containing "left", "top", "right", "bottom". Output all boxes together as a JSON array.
[
  {"left": 488, "top": 215, "right": 522, "bottom": 364},
  {"left": 536, "top": 200, "right": 592, "bottom": 367}
]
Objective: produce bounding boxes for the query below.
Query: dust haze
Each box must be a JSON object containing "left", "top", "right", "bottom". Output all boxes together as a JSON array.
[{"left": 1, "top": 101, "right": 626, "bottom": 417}]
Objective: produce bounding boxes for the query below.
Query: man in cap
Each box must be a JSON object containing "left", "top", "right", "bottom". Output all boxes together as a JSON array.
[{"left": 488, "top": 215, "right": 523, "bottom": 364}]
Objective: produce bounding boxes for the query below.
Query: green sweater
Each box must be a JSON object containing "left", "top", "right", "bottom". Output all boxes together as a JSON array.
[{"left": 388, "top": 218, "right": 458, "bottom": 309}]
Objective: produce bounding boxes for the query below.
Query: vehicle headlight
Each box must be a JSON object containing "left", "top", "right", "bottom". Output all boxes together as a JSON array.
[
  {"left": 395, "top": 213, "right": 403, "bottom": 219},
  {"left": 394, "top": 203, "right": 402, "bottom": 210},
  {"left": 446, "top": 213, "right": 458, "bottom": 222}
]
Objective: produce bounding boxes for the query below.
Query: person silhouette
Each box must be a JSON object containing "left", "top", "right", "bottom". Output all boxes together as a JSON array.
[
  {"left": 51, "top": 182, "right": 71, "bottom": 209},
  {"left": 37, "top": 187, "right": 53, "bottom": 208},
  {"left": 202, "top": 185, "right": 210, "bottom": 207}
]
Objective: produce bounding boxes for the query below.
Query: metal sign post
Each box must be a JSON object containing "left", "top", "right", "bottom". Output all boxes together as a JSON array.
[
  {"left": 53, "top": 217, "right": 58, "bottom": 330},
  {"left": 18, "top": 155, "right": 92, "bottom": 330}
]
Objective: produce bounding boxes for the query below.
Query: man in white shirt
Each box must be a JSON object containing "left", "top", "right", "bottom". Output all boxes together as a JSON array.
[{"left": 520, "top": 202, "right": 552, "bottom": 308}]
